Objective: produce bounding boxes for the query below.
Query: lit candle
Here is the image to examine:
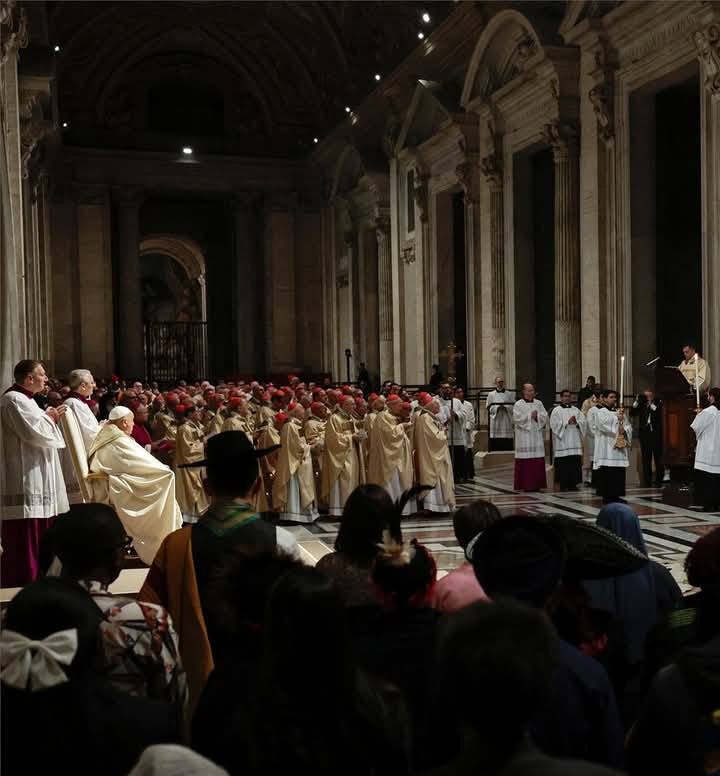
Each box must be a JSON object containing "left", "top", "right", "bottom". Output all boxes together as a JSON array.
[
  {"left": 619, "top": 355, "right": 625, "bottom": 411},
  {"left": 695, "top": 352, "right": 700, "bottom": 407}
]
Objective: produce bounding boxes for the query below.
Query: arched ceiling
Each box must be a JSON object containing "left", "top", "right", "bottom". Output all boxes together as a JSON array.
[{"left": 47, "top": 0, "right": 452, "bottom": 158}]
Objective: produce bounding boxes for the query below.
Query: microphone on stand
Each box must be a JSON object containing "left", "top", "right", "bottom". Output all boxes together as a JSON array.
[{"left": 646, "top": 356, "right": 661, "bottom": 367}]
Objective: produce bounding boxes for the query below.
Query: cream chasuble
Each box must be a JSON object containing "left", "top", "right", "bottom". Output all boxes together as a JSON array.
[
  {"left": 414, "top": 410, "right": 455, "bottom": 512},
  {"left": 320, "top": 410, "right": 360, "bottom": 516},
  {"left": 221, "top": 413, "right": 254, "bottom": 443},
  {"left": 87, "top": 424, "right": 182, "bottom": 564},
  {"left": 0, "top": 390, "right": 69, "bottom": 520},
  {"left": 274, "top": 419, "right": 318, "bottom": 522},
  {"left": 174, "top": 421, "right": 210, "bottom": 520},
  {"left": 368, "top": 410, "right": 413, "bottom": 497},
  {"left": 678, "top": 357, "right": 711, "bottom": 393}
]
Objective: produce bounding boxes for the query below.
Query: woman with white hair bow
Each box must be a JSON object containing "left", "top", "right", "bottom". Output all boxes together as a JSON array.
[{"left": 1, "top": 577, "right": 178, "bottom": 776}]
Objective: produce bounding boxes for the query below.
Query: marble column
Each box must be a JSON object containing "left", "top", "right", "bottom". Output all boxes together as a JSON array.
[
  {"left": 113, "top": 188, "right": 144, "bottom": 378},
  {"left": 545, "top": 121, "right": 581, "bottom": 393},
  {"left": 232, "top": 193, "right": 260, "bottom": 375},
  {"left": 375, "top": 215, "right": 393, "bottom": 381},
  {"left": 480, "top": 152, "right": 506, "bottom": 379}
]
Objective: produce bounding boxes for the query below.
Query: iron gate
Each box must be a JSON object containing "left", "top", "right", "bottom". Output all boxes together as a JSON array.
[{"left": 144, "top": 322, "right": 208, "bottom": 383}]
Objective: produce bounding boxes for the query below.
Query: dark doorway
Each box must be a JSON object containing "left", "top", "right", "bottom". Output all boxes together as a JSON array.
[{"left": 655, "top": 76, "right": 701, "bottom": 362}]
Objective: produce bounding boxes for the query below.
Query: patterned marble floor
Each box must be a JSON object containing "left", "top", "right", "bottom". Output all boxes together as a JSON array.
[{"left": 291, "top": 463, "right": 720, "bottom": 593}]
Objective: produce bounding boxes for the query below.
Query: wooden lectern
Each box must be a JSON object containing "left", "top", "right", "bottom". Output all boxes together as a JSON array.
[{"left": 655, "top": 366, "right": 695, "bottom": 467}]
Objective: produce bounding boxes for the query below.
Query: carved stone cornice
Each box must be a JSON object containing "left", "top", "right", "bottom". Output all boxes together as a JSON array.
[
  {"left": 543, "top": 121, "right": 579, "bottom": 161},
  {"left": 480, "top": 152, "right": 503, "bottom": 191},
  {"left": 412, "top": 172, "right": 428, "bottom": 224},
  {"left": 693, "top": 23, "right": 720, "bottom": 97},
  {"left": 0, "top": 0, "right": 28, "bottom": 64}
]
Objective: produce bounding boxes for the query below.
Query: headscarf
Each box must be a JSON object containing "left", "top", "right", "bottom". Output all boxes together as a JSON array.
[{"left": 583, "top": 503, "right": 657, "bottom": 665}]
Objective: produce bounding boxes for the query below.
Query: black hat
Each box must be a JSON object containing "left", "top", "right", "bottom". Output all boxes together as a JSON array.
[{"left": 179, "top": 430, "right": 280, "bottom": 470}]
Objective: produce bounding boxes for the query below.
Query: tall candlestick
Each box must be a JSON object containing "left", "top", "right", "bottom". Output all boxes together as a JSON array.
[
  {"left": 695, "top": 352, "right": 700, "bottom": 407},
  {"left": 619, "top": 355, "right": 625, "bottom": 410}
]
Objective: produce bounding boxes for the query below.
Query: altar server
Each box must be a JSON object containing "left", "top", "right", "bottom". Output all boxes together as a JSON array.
[
  {"left": 592, "top": 390, "right": 633, "bottom": 504},
  {"left": 512, "top": 383, "right": 548, "bottom": 492},
  {"left": 691, "top": 387, "right": 720, "bottom": 511},
  {"left": 486, "top": 376, "right": 514, "bottom": 451},
  {"left": 550, "top": 390, "right": 587, "bottom": 491}
]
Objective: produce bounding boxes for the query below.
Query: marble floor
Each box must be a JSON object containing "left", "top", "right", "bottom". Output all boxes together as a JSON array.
[{"left": 290, "top": 463, "right": 720, "bottom": 593}]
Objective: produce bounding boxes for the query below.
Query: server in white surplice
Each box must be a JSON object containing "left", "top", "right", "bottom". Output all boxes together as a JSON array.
[{"left": 550, "top": 390, "right": 587, "bottom": 491}]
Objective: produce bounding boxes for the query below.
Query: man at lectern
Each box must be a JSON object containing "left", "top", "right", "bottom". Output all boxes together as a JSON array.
[{"left": 678, "top": 343, "right": 711, "bottom": 393}]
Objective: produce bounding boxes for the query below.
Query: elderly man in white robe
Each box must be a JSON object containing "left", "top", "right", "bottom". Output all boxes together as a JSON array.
[
  {"left": 486, "top": 376, "right": 515, "bottom": 451},
  {"left": 87, "top": 405, "right": 182, "bottom": 564},
  {"left": 0, "top": 359, "right": 69, "bottom": 586},
  {"left": 550, "top": 390, "right": 587, "bottom": 491},
  {"left": 512, "top": 383, "right": 548, "bottom": 492},
  {"left": 592, "top": 389, "right": 633, "bottom": 504},
  {"left": 691, "top": 386, "right": 720, "bottom": 511},
  {"left": 61, "top": 368, "right": 100, "bottom": 503}
]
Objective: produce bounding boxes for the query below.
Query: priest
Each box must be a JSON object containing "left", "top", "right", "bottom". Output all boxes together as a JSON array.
[
  {"left": 485, "top": 376, "right": 514, "bottom": 451},
  {"left": 0, "top": 360, "right": 69, "bottom": 585},
  {"left": 320, "top": 395, "right": 362, "bottom": 516},
  {"left": 87, "top": 405, "right": 182, "bottom": 564},
  {"left": 550, "top": 390, "right": 587, "bottom": 491},
  {"left": 221, "top": 397, "right": 254, "bottom": 442},
  {"left": 174, "top": 404, "right": 210, "bottom": 523},
  {"left": 691, "top": 387, "right": 720, "bottom": 511},
  {"left": 592, "top": 389, "right": 633, "bottom": 504},
  {"left": 61, "top": 368, "right": 100, "bottom": 503},
  {"left": 414, "top": 394, "right": 455, "bottom": 512},
  {"left": 512, "top": 383, "right": 548, "bottom": 492},
  {"left": 274, "top": 404, "right": 319, "bottom": 523},
  {"left": 368, "top": 394, "right": 414, "bottom": 512},
  {"left": 678, "top": 343, "right": 712, "bottom": 393},
  {"left": 304, "top": 401, "right": 327, "bottom": 503}
]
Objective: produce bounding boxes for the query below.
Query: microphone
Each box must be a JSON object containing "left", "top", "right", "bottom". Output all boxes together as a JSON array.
[{"left": 646, "top": 356, "right": 661, "bottom": 367}]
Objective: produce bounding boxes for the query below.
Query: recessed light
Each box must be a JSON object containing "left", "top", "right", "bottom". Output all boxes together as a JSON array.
[
  {"left": 62, "top": 121, "right": 68, "bottom": 128},
  {"left": 422, "top": 12, "right": 431, "bottom": 23},
  {"left": 345, "top": 106, "right": 351, "bottom": 113},
  {"left": 182, "top": 146, "right": 193, "bottom": 155},
  {"left": 417, "top": 31, "right": 425, "bottom": 40},
  {"left": 54, "top": 44, "right": 61, "bottom": 52},
  {"left": 313, "top": 137, "right": 318, "bottom": 144},
  {"left": 374, "top": 73, "right": 381, "bottom": 81}
]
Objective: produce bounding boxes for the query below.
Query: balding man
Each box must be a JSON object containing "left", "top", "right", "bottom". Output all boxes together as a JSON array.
[
  {"left": 61, "top": 368, "right": 100, "bottom": 503},
  {"left": 87, "top": 405, "right": 182, "bottom": 564}
]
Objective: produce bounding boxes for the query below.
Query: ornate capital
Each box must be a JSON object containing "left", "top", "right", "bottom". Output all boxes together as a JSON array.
[
  {"left": 480, "top": 152, "right": 503, "bottom": 191},
  {"left": 19, "top": 91, "right": 51, "bottom": 179},
  {"left": 694, "top": 24, "right": 720, "bottom": 97},
  {"left": 374, "top": 215, "right": 390, "bottom": 244},
  {"left": 0, "top": 1, "right": 28, "bottom": 64},
  {"left": 412, "top": 173, "right": 428, "bottom": 224},
  {"left": 401, "top": 244, "right": 416, "bottom": 265},
  {"left": 543, "top": 121, "right": 579, "bottom": 161},
  {"left": 589, "top": 82, "right": 614, "bottom": 144},
  {"left": 455, "top": 162, "right": 477, "bottom": 205}
]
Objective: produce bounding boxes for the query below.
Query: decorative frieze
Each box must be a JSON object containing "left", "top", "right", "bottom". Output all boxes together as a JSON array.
[{"left": 694, "top": 24, "right": 720, "bottom": 97}]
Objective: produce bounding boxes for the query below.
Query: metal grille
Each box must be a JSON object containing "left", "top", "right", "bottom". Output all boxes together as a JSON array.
[{"left": 144, "top": 322, "right": 208, "bottom": 383}]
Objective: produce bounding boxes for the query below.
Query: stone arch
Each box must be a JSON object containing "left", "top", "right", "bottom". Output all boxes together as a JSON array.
[
  {"left": 461, "top": 10, "right": 544, "bottom": 108},
  {"left": 139, "top": 234, "right": 207, "bottom": 321}
]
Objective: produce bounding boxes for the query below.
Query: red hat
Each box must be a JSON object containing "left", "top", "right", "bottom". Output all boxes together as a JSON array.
[
  {"left": 275, "top": 411, "right": 289, "bottom": 426},
  {"left": 261, "top": 391, "right": 270, "bottom": 402},
  {"left": 175, "top": 404, "right": 187, "bottom": 415},
  {"left": 387, "top": 394, "right": 402, "bottom": 403},
  {"left": 287, "top": 401, "right": 298, "bottom": 411},
  {"left": 401, "top": 402, "right": 412, "bottom": 411},
  {"left": 417, "top": 393, "right": 433, "bottom": 406},
  {"left": 355, "top": 397, "right": 366, "bottom": 406},
  {"left": 272, "top": 389, "right": 285, "bottom": 399},
  {"left": 128, "top": 399, "right": 142, "bottom": 412},
  {"left": 310, "top": 401, "right": 325, "bottom": 414},
  {"left": 229, "top": 396, "right": 243, "bottom": 408},
  {"left": 368, "top": 393, "right": 379, "bottom": 402},
  {"left": 341, "top": 385, "right": 352, "bottom": 395}
]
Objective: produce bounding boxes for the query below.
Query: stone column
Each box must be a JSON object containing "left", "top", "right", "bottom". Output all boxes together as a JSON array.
[
  {"left": 113, "top": 188, "right": 144, "bottom": 378},
  {"left": 545, "top": 121, "right": 581, "bottom": 393},
  {"left": 480, "top": 152, "right": 506, "bottom": 379},
  {"left": 232, "top": 193, "right": 260, "bottom": 375},
  {"left": 375, "top": 215, "right": 393, "bottom": 381}
]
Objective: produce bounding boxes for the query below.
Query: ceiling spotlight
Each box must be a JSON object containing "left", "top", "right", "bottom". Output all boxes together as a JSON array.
[
  {"left": 54, "top": 44, "right": 61, "bottom": 52},
  {"left": 417, "top": 31, "right": 425, "bottom": 40},
  {"left": 182, "top": 146, "right": 193, "bottom": 155},
  {"left": 313, "top": 137, "right": 318, "bottom": 144},
  {"left": 422, "top": 12, "right": 431, "bottom": 23},
  {"left": 62, "top": 121, "right": 68, "bottom": 128},
  {"left": 345, "top": 106, "right": 351, "bottom": 113},
  {"left": 374, "top": 73, "right": 381, "bottom": 81}
]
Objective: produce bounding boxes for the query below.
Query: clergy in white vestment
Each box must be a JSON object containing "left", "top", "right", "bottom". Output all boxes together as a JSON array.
[
  {"left": 61, "top": 368, "right": 100, "bottom": 504},
  {"left": 320, "top": 396, "right": 362, "bottom": 516},
  {"left": 512, "top": 383, "right": 548, "bottom": 492},
  {"left": 455, "top": 387, "right": 476, "bottom": 481},
  {"left": 274, "top": 404, "right": 319, "bottom": 523},
  {"left": 550, "top": 390, "right": 587, "bottom": 491},
  {"left": 678, "top": 344, "right": 712, "bottom": 393},
  {"left": 87, "top": 406, "right": 182, "bottom": 564},
  {"left": 0, "top": 360, "right": 69, "bottom": 586},
  {"left": 691, "top": 387, "right": 720, "bottom": 511},
  {"left": 486, "top": 376, "right": 515, "bottom": 451},
  {"left": 368, "top": 395, "right": 415, "bottom": 514},
  {"left": 438, "top": 384, "right": 468, "bottom": 482},
  {"left": 581, "top": 390, "right": 603, "bottom": 487},
  {"left": 414, "top": 395, "right": 455, "bottom": 512},
  {"left": 592, "top": 389, "right": 633, "bottom": 504}
]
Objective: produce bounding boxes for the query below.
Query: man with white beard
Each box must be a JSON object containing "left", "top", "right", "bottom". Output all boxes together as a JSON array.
[{"left": 61, "top": 368, "right": 100, "bottom": 503}]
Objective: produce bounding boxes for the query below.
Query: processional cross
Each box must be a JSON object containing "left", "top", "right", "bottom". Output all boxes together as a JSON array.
[{"left": 439, "top": 341, "right": 465, "bottom": 381}]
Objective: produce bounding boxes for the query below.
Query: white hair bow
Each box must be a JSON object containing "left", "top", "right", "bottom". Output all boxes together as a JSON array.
[{"left": 0, "top": 628, "right": 78, "bottom": 691}]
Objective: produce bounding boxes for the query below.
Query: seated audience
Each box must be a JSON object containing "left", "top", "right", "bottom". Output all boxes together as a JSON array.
[
  {"left": 44, "top": 503, "right": 186, "bottom": 707},
  {"left": 435, "top": 599, "right": 623, "bottom": 776},
  {"left": 194, "top": 566, "right": 411, "bottom": 776},
  {"left": 471, "top": 516, "right": 624, "bottom": 767},
  {"left": 139, "top": 431, "right": 295, "bottom": 712},
  {"left": 316, "top": 483, "right": 394, "bottom": 606},
  {"left": 1, "top": 577, "right": 178, "bottom": 776},
  {"left": 431, "top": 500, "right": 499, "bottom": 613}
]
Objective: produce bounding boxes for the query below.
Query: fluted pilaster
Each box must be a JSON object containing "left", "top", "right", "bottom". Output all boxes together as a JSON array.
[
  {"left": 544, "top": 121, "right": 581, "bottom": 393},
  {"left": 375, "top": 216, "right": 393, "bottom": 378}
]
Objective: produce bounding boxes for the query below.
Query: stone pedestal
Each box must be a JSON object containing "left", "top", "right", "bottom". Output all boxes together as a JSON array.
[
  {"left": 113, "top": 188, "right": 144, "bottom": 378},
  {"left": 545, "top": 121, "right": 581, "bottom": 393}
]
